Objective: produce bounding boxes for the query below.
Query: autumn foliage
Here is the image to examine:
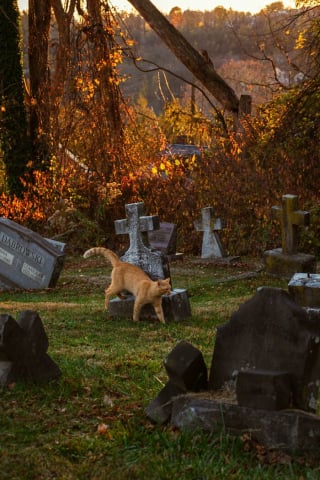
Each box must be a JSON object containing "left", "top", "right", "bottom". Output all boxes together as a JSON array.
[{"left": 1, "top": 83, "right": 319, "bottom": 258}]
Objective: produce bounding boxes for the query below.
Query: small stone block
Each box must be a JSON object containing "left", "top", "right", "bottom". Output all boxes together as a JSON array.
[
  {"left": 164, "top": 340, "right": 208, "bottom": 392},
  {"left": 288, "top": 273, "right": 320, "bottom": 308},
  {"left": 264, "top": 248, "right": 316, "bottom": 278},
  {"left": 145, "top": 381, "right": 185, "bottom": 424},
  {"left": 236, "top": 369, "right": 292, "bottom": 410},
  {"left": 109, "top": 289, "right": 191, "bottom": 322}
]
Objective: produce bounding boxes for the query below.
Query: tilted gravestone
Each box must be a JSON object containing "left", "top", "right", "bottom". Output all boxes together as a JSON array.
[
  {"left": 0, "top": 310, "right": 61, "bottom": 385},
  {"left": 109, "top": 202, "right": 191, "bottom": 322},
  {"left": 147, "top": 222, "right": 183, "bottom": 261},
  {"left": 0, "top": 218, "right": 66, "bottom": 290},
  {"left": 194, "top": 206, "right": 226, "bottom": 259},
  {"left": 264, "top": 194, "right": 316, "bottom": 277},
  {"left": 145, "top": 341, "right": 208, "bottom": 423}
]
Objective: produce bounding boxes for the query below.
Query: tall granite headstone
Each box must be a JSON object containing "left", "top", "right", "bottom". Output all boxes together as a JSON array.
[
  {"left": 264, "top": 194, "right": 316, "bottom": 277},
  {"left": 0, "top": 218, "right": 65, "bottom": 290}
]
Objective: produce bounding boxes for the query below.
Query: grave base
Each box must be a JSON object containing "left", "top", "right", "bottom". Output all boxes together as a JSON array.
[
  {"left": 288, "top": 273, "right": 320, "bottom": 308},
  {"left": 109, "top": 288, "right": 191, "bottom": 322},
  {"left": 263, "top": 248, "right": 316, "bottom": 278},
  {"left": 170, "top": 395, "right": 320, "bottom": 452}
]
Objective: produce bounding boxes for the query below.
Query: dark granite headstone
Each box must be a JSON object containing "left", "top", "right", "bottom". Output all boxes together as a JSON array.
[
  {"left": 0, "top": 218, "right": 65, "bottom": 290},
  {"left": 0, "top": 310, "right": 61, "bottom": 385},
  {"left": 147, "top": 222, "right": 181, "bottom": 260},
  {"left": 209, "top": 287, "right": 318, "bottom": 411}
]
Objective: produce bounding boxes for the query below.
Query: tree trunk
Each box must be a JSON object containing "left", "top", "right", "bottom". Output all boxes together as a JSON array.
[
  {"left": 127, "top": 0, "right": 239, "bottom": 113},
  {"left": 28, "top": 0, "right": 51, "bottom": 169},
  {"left": 0, "top": 0, "right": 30, "bottom": 196}
]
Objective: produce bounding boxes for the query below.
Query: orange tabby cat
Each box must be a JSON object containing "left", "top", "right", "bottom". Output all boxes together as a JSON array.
[{"left": 83, "top": 247, "right": 171, "bottom": 323}]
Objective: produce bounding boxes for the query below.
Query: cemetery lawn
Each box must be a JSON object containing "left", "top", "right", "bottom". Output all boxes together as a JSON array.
[{"left": 1, "top": 255, "right": 320, "bottom": 480}]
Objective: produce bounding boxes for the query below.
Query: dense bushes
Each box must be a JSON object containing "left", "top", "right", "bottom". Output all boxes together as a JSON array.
[{"left": 1, "top": 82, "right": 320, "bottom": 258}]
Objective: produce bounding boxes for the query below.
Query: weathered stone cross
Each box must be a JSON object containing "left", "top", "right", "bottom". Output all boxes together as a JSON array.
[
  {"left": 114, "top": 202, "right": 170, "bottom": 280},
  {"left": 271, "top": 194, "right": 310, "bottom": 255},
  {"left": 194, "top": 206, "right": 226, "bottom": 258}
]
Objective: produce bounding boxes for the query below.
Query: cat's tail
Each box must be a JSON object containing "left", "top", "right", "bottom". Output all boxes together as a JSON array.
[{"left": 83, "top": 247, "right": 121, "bottom": 266}]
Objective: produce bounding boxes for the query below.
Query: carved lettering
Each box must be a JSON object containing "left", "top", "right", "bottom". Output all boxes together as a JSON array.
[
  {"left": 21, "top": 263, "right": 45, "bottom": 284},
  {"left": 0, "top": 233, "right": 44, "bottom": 265}
]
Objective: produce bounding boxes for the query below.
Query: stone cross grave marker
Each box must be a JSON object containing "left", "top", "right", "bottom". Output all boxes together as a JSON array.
[
  {"left": 110, "top": 202, "right": 191, "bottom": 322},
  {"left": 0, "top": 217, "right": 66, "bottom": 290},
  {"left": 114, "top": 202, "right": 170, "bottom": 280},
  {"left": 264, "top": 194, "right": 316, "bottom": 276},
  {"left": 271, "top": 194, "right": 309, "bottom": 254},
  {"left": 194, "top": 206, "right": 226, "bottom": 258}
]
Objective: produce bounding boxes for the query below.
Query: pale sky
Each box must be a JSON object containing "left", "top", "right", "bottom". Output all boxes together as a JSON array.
[{"left": 18, "top": 0, "right": 296, "bottom": 15}]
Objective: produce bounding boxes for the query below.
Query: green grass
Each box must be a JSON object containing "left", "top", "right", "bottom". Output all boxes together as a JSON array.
[{"left": 0, "top": 255, "right": 319, "bottom": 479}]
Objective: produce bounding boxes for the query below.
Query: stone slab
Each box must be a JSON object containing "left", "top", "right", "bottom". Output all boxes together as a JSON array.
[
  {"left": 109, "top": 289, "right": 191, "bottom": 322},
  {"left": 263, "top": 248, "right": 316, "bottom": 278},
  {"left": 171, "top": 395, "right": 320, "bottom": 452},
  {"left": 288, "top": 273, "right": 320, "bottom": 308},
  {"left": 0, "top": 218, "right": 66, "bottom": 290}
]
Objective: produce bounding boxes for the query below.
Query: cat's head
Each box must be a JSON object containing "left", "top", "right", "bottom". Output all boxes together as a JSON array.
[{"left": 157, "top": 278, "right": 171, "bottom": 296}]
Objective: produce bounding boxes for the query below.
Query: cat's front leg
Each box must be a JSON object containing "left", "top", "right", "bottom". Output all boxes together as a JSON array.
[{"left": 154, "top": 302, "right": 166, "bottom": 324}]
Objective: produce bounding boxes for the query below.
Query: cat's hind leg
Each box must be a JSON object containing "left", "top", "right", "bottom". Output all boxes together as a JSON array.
[{"left": 105, "top": 284, "right": 119, "bottom": 310}]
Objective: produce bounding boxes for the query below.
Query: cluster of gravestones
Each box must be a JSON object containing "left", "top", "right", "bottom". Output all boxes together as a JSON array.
[
  {"left": 1, "top": 195, "right": 320, "bottom": 452},
  {"left": 146, "top": 287, "right": 320, "bottom": 451}
]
